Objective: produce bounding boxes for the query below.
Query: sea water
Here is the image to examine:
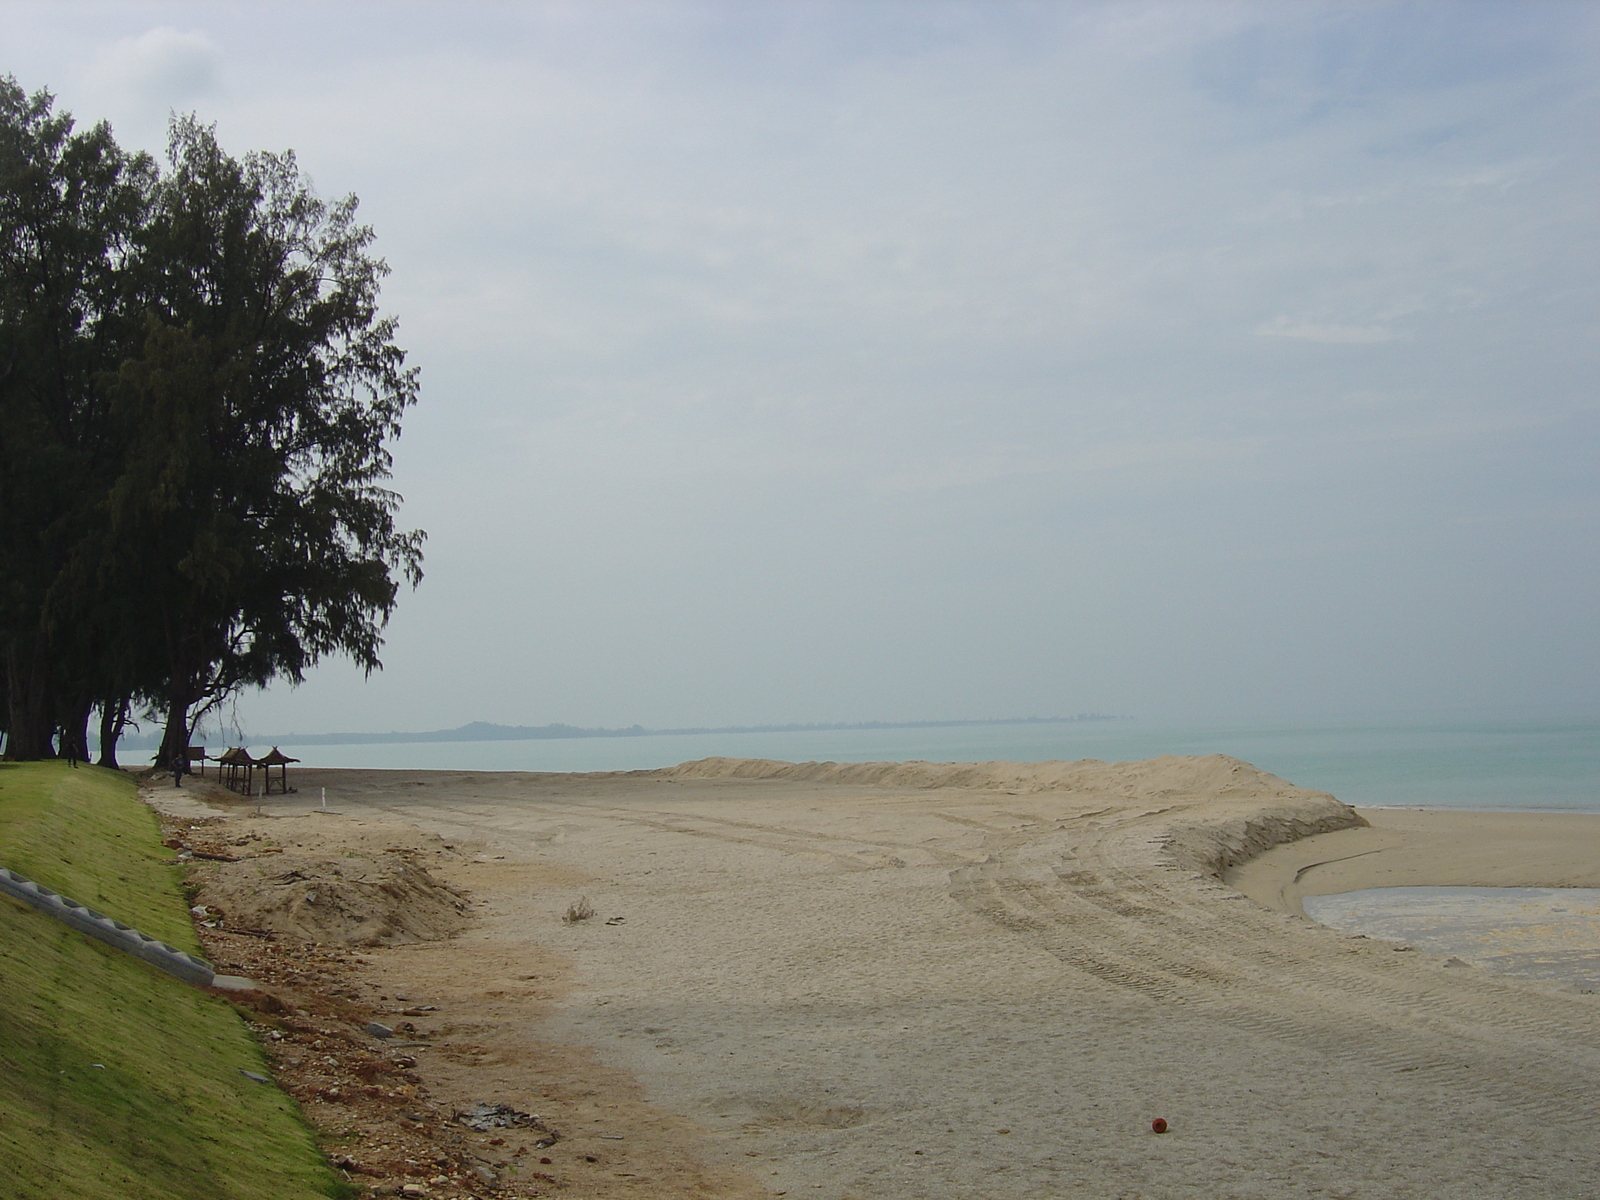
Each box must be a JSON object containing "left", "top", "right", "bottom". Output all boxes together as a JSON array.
[
  {"left": 260, "top": 717, "right": 1600, "bottom": 813},
  {"left": 1304, "top": 887, "right": 1600, "bottom": 991}
]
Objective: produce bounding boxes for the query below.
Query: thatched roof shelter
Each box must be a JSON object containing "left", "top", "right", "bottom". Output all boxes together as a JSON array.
[
  {"left": 258, "top": 747, "right": 300, "bottom": 795},
  {"left": 216, "top": 747, "right": 260, "bottom": 794}
]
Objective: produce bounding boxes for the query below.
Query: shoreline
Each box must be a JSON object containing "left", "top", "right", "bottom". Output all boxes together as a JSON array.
[
  {"left": 1227, "top": 806, "right": 1600, "bottom": 918},
  {"left": 159, "top": 714, "right": 1600, "bottom": 813},
  {"left": 215, "top": 757, "right": 1600, "bottom": 812}
]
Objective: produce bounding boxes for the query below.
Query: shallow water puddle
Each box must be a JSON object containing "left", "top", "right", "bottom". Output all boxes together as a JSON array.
[{"left": 1303, "top": 886, "right": 1600, "bottom": 990}]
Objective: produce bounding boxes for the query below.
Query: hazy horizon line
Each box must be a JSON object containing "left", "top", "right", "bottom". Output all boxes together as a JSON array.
[{"left": 108, "top": 713, "right": 1127, "bottom": 750}]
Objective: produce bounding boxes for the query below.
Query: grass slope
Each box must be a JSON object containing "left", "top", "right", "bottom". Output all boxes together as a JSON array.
[{"left": 0, "top": 762, "right": 348, "bottom": 1200}]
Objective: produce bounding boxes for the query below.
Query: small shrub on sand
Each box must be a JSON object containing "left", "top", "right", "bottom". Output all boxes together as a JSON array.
[{"left": 563, "top": 896, "right": 595, "bottom": 924}]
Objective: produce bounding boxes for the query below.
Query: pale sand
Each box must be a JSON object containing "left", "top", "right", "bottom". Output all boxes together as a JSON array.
[
  {"left": 1228, "top": 806, "right": 1600, "bottom": 915},
  {"left": 215, "top": 756, "right": 1600, "bottom": 1199}
]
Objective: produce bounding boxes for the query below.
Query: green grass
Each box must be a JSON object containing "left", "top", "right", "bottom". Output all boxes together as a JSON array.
[{"left": 0, "top": 761, "right": 351, "bottom": 1200}]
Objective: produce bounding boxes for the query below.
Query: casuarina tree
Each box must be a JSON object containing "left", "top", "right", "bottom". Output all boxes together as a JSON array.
[
  {"left": 110, "top": 116, "right": 424, "bottom": 767},
  {"left": 0, "top": 79, "right": 154, "bottom": 760},
  {"left": 0, "top": 83, "right": 423, "bottom": 762}
]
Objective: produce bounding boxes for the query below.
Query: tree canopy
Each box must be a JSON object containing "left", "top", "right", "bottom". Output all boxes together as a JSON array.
[{"left": 0, "top": 80, "right": 422, "bottom": 764}]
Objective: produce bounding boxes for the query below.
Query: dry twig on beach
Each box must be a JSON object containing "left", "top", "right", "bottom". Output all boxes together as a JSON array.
[{"left": 563, "top": 895, "right": 596, "bottom": 924}]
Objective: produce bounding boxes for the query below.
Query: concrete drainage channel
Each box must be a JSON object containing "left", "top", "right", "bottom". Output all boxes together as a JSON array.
[{"left": 0, "top": 865, "right": 255, "bottom": 990}]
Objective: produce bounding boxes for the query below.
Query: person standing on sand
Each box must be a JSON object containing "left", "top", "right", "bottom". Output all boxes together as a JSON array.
[{"left": 170, "top": 749, "right": 185, "bottom": 788}]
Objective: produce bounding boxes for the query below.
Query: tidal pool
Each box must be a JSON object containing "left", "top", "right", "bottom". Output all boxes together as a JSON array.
[{"left": 1303, "top": 886, "right": 1600, "bottom": 990}]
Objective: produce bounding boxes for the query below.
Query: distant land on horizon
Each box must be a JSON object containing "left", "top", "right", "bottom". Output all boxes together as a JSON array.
[{"left": 113, "top": 713, "right": 1129, "bottom": 750}]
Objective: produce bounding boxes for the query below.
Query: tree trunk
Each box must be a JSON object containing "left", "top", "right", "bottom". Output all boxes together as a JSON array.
[
  {"left": 3, "top": 637, "right": 56, "bottom": 760},
  {"left": 60, "top": 694, "right": 92, "bottom": 765},
  {"left": 157, "top": 688, "right": 193, "bottom": 772},
  {"left": 97, "top": 696, "right": 130, "bottom": 769}
]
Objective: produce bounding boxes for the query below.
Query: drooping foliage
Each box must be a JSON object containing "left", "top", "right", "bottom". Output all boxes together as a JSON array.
[
  {"left": 0, "top": 82, "right": 423, "bottom": 763},
  {"left": 0, "top": 79, "right": 154, "bottom": 761}
]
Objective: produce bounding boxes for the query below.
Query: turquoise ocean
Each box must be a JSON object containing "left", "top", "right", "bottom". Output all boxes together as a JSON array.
[{"left": 259, "top": 718, "right": 1600, "bottom": 814}]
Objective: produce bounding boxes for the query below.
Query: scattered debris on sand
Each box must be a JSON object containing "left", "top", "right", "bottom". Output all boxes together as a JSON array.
[
  {"left": 157, "top": 815, "right": 556, "bottom": 1198},
  {"left": 458, "top": 1103, "right": 559, "bottom": 1145}
]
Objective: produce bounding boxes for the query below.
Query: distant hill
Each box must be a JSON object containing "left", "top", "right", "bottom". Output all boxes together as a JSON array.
[{"left": 112, "top": 713, "right": 1127, "bottom": 750}]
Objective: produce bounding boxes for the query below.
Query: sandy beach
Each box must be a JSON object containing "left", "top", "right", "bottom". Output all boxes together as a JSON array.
[{"left": 169, "top": 755, "right": 1600, "bottom": 1199}]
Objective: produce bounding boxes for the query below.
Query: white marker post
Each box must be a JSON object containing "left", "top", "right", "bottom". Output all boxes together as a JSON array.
[{"left": 321, "top": 786, "right": 327, "bottom": 812}]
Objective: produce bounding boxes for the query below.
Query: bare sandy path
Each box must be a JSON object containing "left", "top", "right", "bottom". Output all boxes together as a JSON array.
[{"left": 265, "top": 758, "right": 1600, "bottom": 1200}]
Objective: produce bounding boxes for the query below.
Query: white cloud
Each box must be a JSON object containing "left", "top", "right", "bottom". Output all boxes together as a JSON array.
[
  {"left": 1254, "top": 316, "right": 1405, "bottom": 344},
  {"left": 4, "top": 1, "right": 1596, "bottom": 728},
  {"left": 91, "top": 26, "right": 221, "bottom": 107},
  {"left": 870, "top": 436, "right": 1267, "bottom": 494}
]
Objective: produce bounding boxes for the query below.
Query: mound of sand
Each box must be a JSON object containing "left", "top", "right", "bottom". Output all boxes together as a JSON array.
[
  {"left": 664, "top": 752, "right": 1329, "bottom": 799},
  {"left": 665, "top": 753, "right": 1369, "bottom": 879},
  {"left": 191, "top": 850, "right": 470, "bottom": 946}
]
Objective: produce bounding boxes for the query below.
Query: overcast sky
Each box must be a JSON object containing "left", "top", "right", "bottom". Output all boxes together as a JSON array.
[{"left": 5, "top": 1, "right": 1598, "bottom": 732}]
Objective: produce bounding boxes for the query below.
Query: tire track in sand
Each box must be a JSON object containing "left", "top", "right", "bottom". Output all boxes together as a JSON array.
[{"left": 946, "top": 805, "right": 1600, "bottom": 1134}]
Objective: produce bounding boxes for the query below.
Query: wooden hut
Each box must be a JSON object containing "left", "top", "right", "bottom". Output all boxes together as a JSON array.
[
  {"left": 216, "top": 747, "right": 260, "bottom": 795},
  {"left": 257, "top": 747, "right": 300, "bottom": 795}
]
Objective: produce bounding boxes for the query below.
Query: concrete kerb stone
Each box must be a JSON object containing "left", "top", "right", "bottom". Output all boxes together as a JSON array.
[{"left": 0, "top": 865, "right": 217, "bottom": 987}]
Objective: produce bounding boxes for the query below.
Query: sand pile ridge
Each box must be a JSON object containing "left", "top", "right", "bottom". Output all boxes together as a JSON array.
[
  {"left": 664, "top": 753, "right": 1367, "bottom": 878},
  {"left": 668, "top": 751, "right": 1315, "bottom": 797}
]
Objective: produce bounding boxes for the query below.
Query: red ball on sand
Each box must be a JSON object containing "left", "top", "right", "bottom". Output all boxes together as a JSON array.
[{"left": 1151, "top": 1118, "right": 1168, "bottom": 1134}]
